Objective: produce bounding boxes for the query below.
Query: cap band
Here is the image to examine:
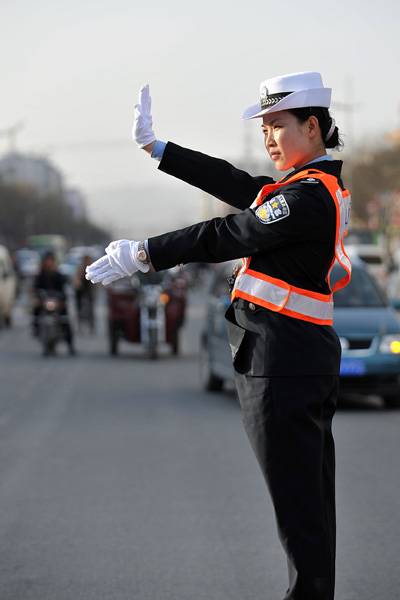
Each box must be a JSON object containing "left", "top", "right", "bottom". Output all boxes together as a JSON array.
[{"left": 260, "top": 91, "right": 292, "bottom": 109}]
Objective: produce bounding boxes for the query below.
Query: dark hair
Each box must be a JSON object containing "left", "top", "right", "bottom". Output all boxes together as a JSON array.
[
  {"left": 41, "top": 251, "right": 56, "bottom": 267},
  {"left": 287, "top": 107, "right": 343, "bottom": 150},
  {"left": 42, "top": 251, "right": 56, "bottom": 260}
]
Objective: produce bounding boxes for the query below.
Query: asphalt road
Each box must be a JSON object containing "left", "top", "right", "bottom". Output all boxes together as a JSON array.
[{"left": 0, "top": 289, "right": 399, "bottom": 600}]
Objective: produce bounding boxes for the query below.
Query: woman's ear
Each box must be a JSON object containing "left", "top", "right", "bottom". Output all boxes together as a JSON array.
[{"left": 308, "top": 115, "right": 320, "bottom": 139}]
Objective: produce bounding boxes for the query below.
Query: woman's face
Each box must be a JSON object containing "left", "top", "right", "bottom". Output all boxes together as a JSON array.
[
  {"left": 42, "top": 256, "right": 56, "bottom": 272},
  {"left": 261, "top": 110, "right": 322, "bottom": 171}
]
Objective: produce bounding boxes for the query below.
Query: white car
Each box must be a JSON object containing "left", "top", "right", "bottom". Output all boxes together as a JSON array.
[{"left": 0, "top": 245, "right": 17, "bottom": 327}]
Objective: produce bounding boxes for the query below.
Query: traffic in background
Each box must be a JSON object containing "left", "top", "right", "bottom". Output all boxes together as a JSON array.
[{"left": 2, "top": 229, "right": 400, "bottom": 407}]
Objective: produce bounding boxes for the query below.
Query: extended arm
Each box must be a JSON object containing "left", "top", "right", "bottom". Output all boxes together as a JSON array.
[
  {"left": 86, "top": 186, "right": 331, "bottom": 285},
  {"left": 147, "top": 188, "right": 313, "bottom": 270}
]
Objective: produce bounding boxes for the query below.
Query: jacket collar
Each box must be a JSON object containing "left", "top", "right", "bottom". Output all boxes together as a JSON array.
[{"left": 280, "top": 159, "right": 344, "bottom": 186}]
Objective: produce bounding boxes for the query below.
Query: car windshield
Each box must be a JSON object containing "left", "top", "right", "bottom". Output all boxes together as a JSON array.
[
  {"left": 332, "top": 265, "right": 386, "bottom": 307},
  {"left": 346, "top": 231, "right": 376, "bottom": 244},
  {"left": 358, "top": 255, "right": 383, "bottom": 265}
]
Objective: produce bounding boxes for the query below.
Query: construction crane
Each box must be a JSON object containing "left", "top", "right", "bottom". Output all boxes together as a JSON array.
[{"left": 0, "top": 121, "right": 24, "bottom": 152}]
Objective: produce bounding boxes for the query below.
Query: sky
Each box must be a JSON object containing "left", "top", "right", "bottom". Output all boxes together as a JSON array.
[{"left": 1, "top": 0, "right": 399, "bottom": 236}]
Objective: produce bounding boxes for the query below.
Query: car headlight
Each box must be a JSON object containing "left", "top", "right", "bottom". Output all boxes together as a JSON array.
[{"left": 379, "top": 335, "right": 400, "bottom": 354}]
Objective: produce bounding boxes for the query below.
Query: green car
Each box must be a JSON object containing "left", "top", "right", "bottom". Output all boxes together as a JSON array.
[{"left": 200, "top": 259, "right": 400, "bottom": 408}]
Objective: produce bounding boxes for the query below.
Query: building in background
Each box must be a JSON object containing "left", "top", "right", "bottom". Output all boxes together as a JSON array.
[
  {"left": 0, "top": 152, "right": 63, "bottom": 196},
  {"left": 0, "top": 151, "right": 88, "bottom": 220},
  {"left": 64, "top": 187, "right": 88, "bottom": 220}
]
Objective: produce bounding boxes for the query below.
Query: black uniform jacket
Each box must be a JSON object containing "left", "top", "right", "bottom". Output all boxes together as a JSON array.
[{"left": 148, "top": 142, "right": 343, "bottom": 376}]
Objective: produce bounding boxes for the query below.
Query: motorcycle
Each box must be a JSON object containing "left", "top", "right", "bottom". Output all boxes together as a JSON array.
[
  {"left": 107, "top": 270, "right": 187, "bottom": 358},
  {"left": 35, "top": 290, "right": 71, "bottom": 356},
  {"left": 140, "top": 283, "right": 165, "bottom": 359}
]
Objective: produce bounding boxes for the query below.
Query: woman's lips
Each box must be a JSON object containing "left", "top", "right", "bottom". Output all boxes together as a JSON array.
[{"left": 270, "top": 152, "right": 281, "bottom": 160}]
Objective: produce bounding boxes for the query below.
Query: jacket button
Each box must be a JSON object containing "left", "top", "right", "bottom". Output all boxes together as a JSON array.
[{"left": 248, "top": 302, "right": 256, "bottom": 311}]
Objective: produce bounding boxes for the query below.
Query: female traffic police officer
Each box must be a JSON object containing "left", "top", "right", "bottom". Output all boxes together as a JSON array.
[{"left": 86, "top": 71, "right": 351, "bottom": 600}]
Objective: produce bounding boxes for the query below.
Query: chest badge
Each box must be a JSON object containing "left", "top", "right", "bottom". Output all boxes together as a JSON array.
[{"left": 255, "top": 194, "right": 290, "bottom": 224}]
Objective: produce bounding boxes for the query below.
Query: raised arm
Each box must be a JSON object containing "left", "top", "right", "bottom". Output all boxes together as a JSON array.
[
  {"left": 157, "top": 142, "right": 274, "bottom": 211},
  {"left": 133, "top": 85, "right": 274, "bottom": 211}
]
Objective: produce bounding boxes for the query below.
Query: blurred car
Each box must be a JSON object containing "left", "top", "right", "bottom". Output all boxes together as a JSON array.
[
  {"left": 15, "top": 248, "right": 40, "bottom": 279},
  {"left": 200, "top": 263, "right": 234, "bottom": 391},
  {"left": 27, "top": 234, "right": 67, "bottom": 264},
  {"left": 387, "top": 248, "right": 400, "bottom": 309},
  {"left": 0, "top": 245, "right": 17, "bottom": 327},
  {"left": 345, "top": 243, "right": 387, "bottom": 289},
  {"left": 345, "top": 228, "right": 380, "bottom": 246},
  {"left": 200, "top": 259, "right": 400, "bottom": 408}
]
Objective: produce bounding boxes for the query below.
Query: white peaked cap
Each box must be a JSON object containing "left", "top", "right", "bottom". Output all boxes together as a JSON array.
[{"left": 242, "top": 71, "right": 332, "bottom": 120}]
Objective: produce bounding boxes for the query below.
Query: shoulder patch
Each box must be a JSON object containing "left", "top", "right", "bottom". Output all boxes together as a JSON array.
[
  {"left": 255, "top": 194, "right": 290, "bottom": 224},
  {"left": 300, "top": 177, "right": 320, "bottom": 184}
]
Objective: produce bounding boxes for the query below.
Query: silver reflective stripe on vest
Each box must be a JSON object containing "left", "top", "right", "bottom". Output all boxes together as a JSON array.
[
  {"left": 234, "top": 273, "right": 333, "bottom": 321},
  {"left": 234, "top": 273, "right": 290, "bottom": 308},
  {"left": 286, "top": 289, "right": 333, "bottom": 321}
]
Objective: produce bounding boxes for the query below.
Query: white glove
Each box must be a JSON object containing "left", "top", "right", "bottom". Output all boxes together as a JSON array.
[
  {"left": 85, "top": 239, "right": 149, "bottom": 287},
  {"left": 132, "top": 84, "right": 156, "bottom": 149}
]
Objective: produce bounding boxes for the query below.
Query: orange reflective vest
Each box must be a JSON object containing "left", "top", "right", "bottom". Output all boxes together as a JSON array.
[{"left": 231, "top": 168, "right": 352, "bottom": 326}]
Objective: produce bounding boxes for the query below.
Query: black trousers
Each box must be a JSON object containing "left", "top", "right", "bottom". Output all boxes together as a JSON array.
[{"left": 234, "top": 373, "right": 339, "bottom": 600}]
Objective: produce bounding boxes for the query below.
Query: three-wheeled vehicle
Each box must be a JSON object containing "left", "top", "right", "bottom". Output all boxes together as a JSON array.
[{"left": 107, "top": 268, "right": 187, "bottom": 358}]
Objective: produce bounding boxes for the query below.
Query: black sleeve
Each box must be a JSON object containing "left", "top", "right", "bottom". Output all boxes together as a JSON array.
[
  {"left": 148, "top": 185, "right": 331, "bottom": 271},
  {"left": 158, "top": 142, "right": 275, "bottom": 211}
]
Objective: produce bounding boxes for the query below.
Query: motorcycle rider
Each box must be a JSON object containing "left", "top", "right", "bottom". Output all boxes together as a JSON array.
[{"left": 32, "top": 251, "right": 76, "bottom": 355}]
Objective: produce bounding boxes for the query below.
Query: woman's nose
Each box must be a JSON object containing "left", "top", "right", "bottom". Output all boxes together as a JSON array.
[{"left": 265, "top": 130, "right": 276, "bottom": 146}]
